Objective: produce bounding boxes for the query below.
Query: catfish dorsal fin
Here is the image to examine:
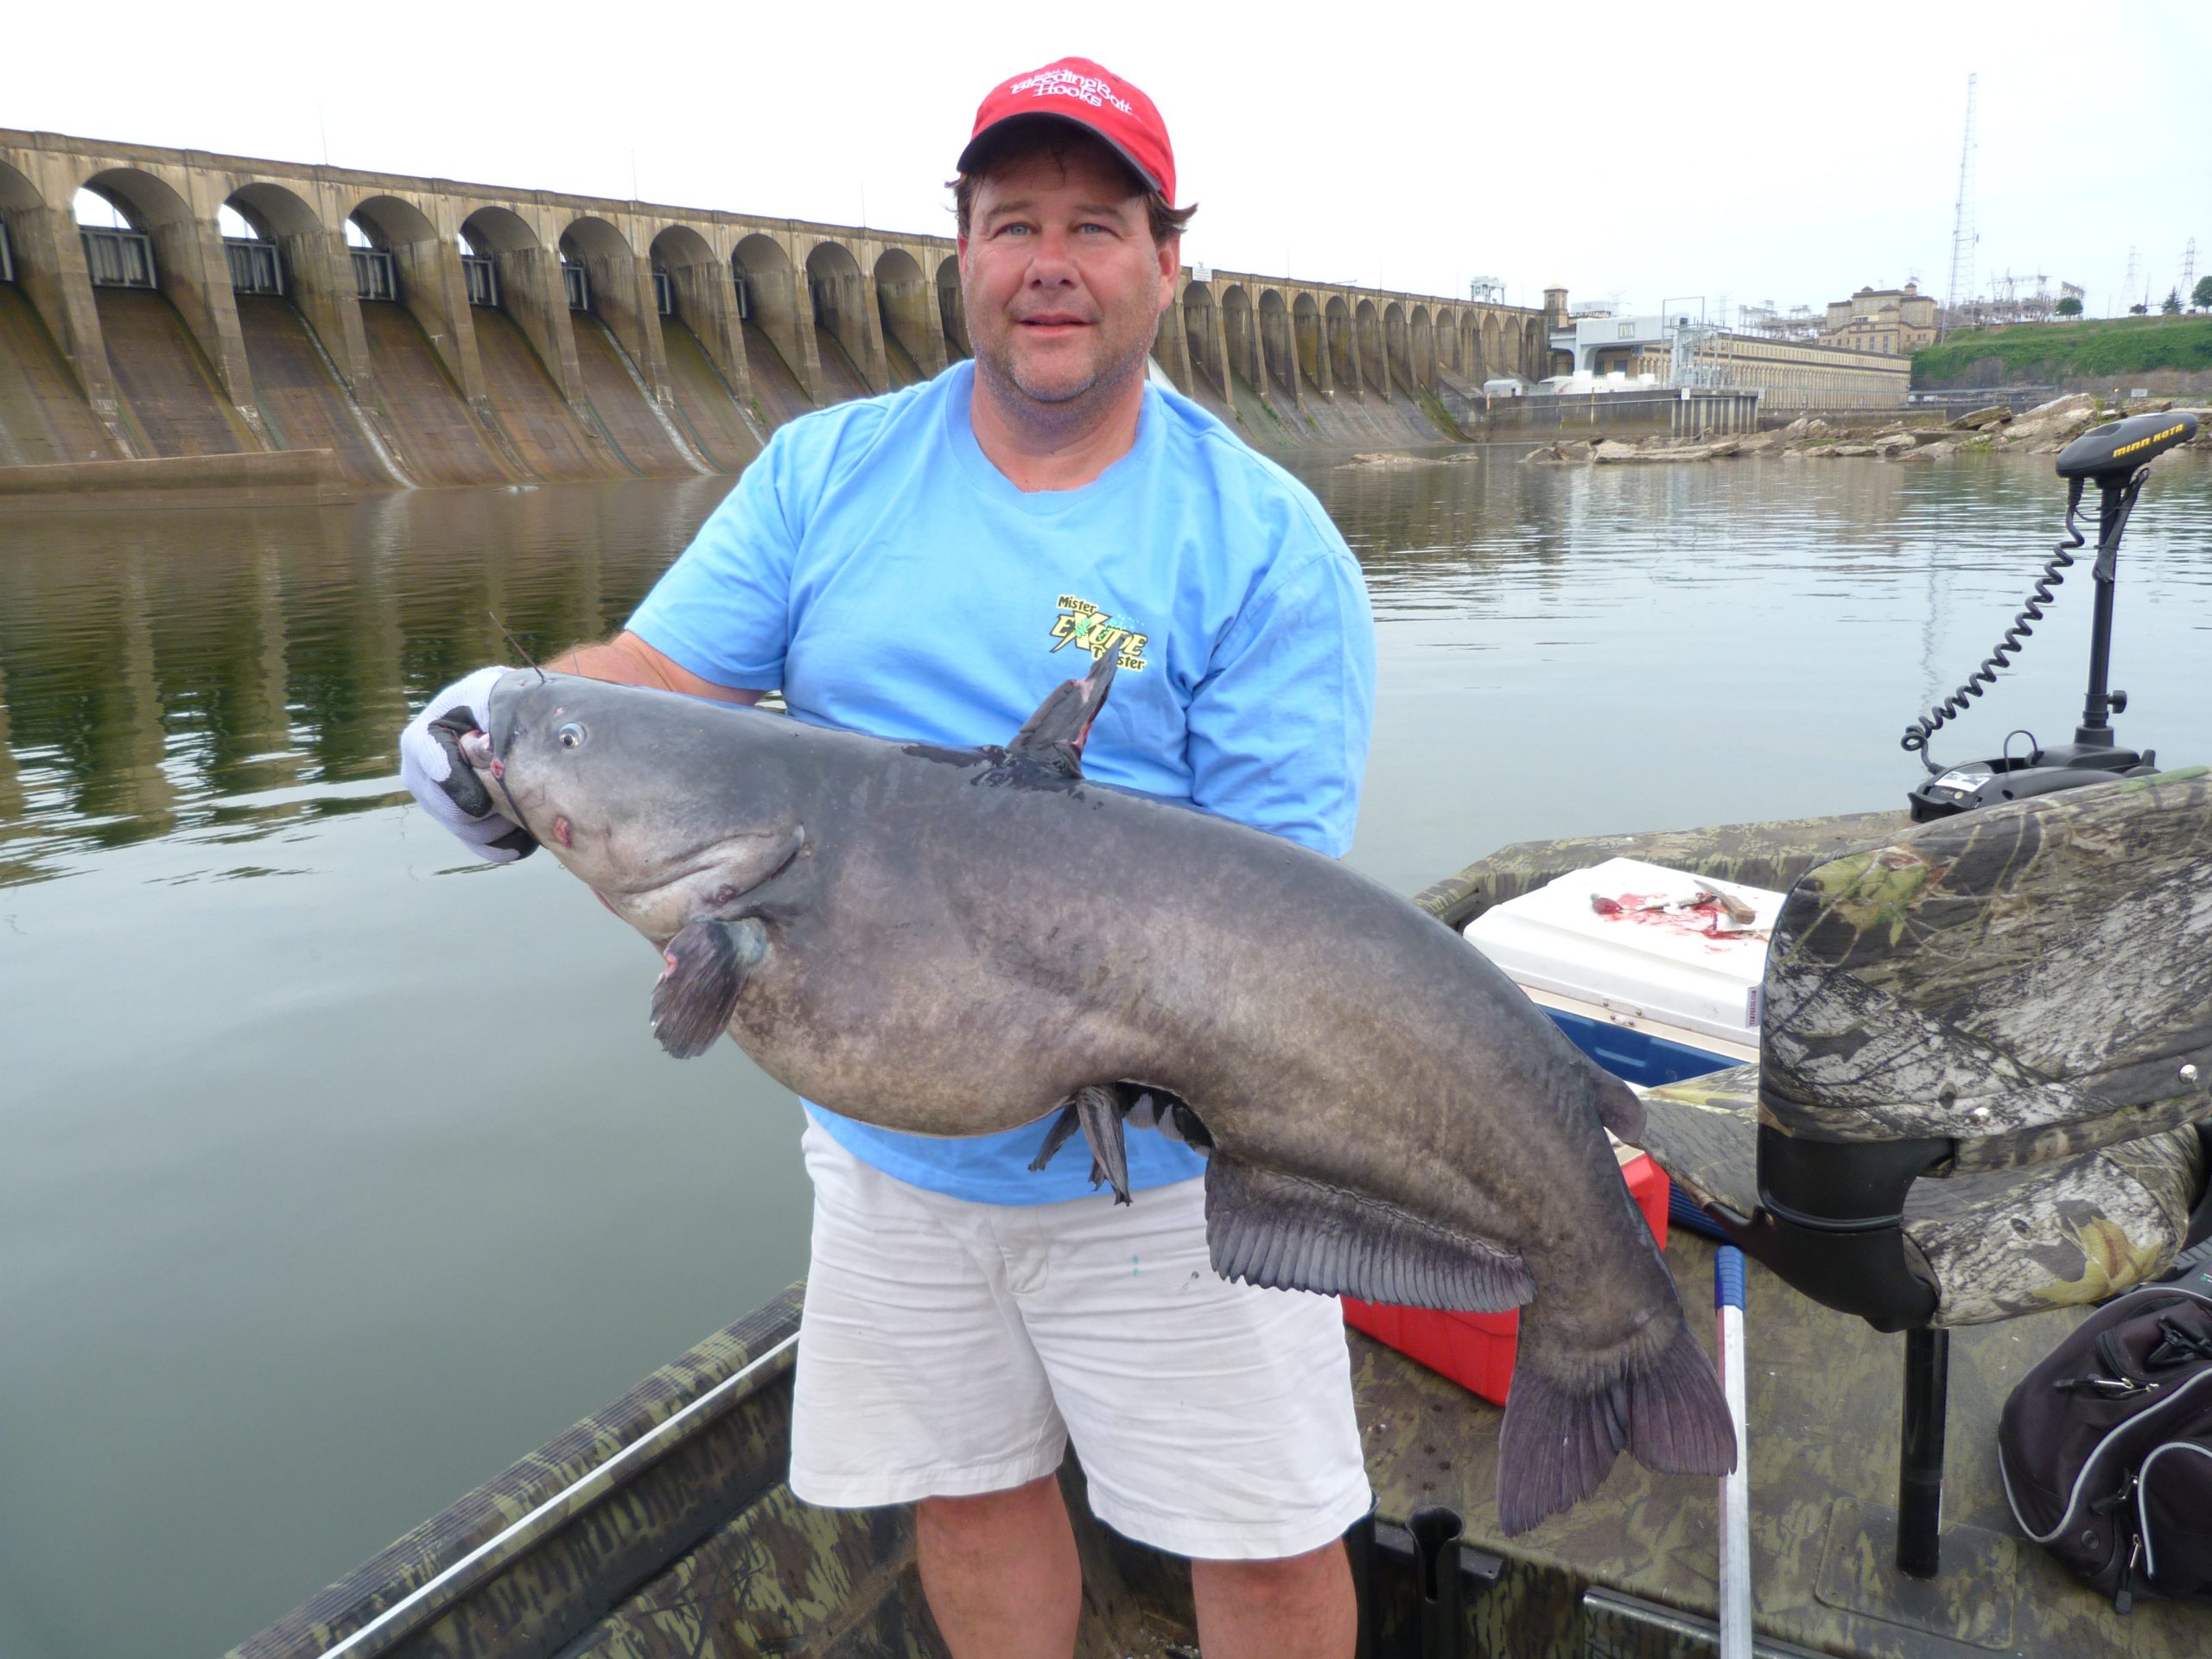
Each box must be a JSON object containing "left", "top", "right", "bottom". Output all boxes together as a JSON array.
[{"left": 1009, "top": 651, "right": 1119, "bottom": 778}]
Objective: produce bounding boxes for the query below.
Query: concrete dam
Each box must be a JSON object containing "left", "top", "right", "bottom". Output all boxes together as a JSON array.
[{"left": 0, "top": 130, "right": 1560, "bottom": 493}]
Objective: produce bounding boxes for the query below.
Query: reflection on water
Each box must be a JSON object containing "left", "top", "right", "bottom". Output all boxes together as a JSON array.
[
  {"left": 11, "top": 454, "right": 2208, "bottom": 893},
  {"left": 2, "top": 452, "right": 2210, "bottom": 1659},
  {"left": 0, "top": 479, "right": 734, "bottom": 888}
]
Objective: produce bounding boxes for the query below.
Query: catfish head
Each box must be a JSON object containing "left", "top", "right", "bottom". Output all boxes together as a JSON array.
[{"left": 464, "top": 671, "right": 806, "bottom": 944}]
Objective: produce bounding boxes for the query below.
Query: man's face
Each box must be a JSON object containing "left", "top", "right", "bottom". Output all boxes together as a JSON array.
[{"left": 958, "top": 137, "right": 1177, "bottom": 411}]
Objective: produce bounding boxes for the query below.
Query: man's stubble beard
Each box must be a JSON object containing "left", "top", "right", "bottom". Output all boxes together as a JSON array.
[{"left": 967, "top": 297, "right": 1162, "bottom": 436}]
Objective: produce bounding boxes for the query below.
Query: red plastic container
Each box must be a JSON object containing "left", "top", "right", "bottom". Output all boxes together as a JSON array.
[{"left": 1340, "top": 1153, "right": 1671, "bottom": 1405}]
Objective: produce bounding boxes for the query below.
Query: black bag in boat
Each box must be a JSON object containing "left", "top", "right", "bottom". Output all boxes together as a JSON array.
[{"left": 1998, "top": 1284, "right": 2212, "bottom": 1611}]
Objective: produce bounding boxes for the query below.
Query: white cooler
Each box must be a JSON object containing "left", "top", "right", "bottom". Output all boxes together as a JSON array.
[{"left": 1463, "top": 856, "right": 1783, "bottom": 1056}]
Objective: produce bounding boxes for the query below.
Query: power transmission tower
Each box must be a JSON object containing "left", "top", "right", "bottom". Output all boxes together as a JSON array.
[
  {"left": 1942, "top": 73, "right": 1979, "bottom": 337},
  {"left": 2183, "top": 238, "right": 2199, "bottom": 303},
  {"left": 2124, "top": 245, "right": 2140, "bottom": 314}
]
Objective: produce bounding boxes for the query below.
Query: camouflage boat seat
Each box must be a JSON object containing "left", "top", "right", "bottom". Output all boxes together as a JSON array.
[
  {"left": 1645, "top": 1063, "right": 2206, "bottom": 1325},
  {"left": 1639, "top": 766, "right": 2212, "bottom": 1333}
]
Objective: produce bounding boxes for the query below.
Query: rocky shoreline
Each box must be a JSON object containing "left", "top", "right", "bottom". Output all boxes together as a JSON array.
[{"left": 1518, "top": 392, "right": 2212, "bottom": 468}]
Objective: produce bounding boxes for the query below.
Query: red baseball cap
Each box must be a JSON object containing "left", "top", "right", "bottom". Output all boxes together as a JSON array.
[{"left": 957, "top": 57, "right": 1177, "bottom": 207}]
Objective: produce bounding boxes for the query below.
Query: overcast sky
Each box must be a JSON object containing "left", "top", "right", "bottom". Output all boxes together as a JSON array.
[{"left": 14, "top": 3, "right": 2208, "bottom": 322}]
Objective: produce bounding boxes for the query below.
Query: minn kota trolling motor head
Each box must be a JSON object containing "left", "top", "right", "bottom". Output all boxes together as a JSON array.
[{"left": 1904, "top": 408, "right": 2202, "bottom": 821}]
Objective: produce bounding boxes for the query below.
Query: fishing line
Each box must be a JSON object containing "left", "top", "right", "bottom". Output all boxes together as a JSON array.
[{"left": 489, "top": 609, "right": 547, "bottom": 684}]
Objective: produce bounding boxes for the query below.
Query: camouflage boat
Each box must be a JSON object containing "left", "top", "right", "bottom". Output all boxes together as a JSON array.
[{"left": 228, "top": 790, "right": 2212, "bottom": 1659}]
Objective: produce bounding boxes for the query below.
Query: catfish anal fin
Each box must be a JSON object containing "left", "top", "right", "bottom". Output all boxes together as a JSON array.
[
  {"left": 1027, "top": 1084, "right": 1135, "bottom": 1203},
  {"left": 1073, "top": 1084, "right": 1131, "bottom": 1204},
  {"left": 651, "top": 917, "right": 768, "bottom": 1059},
  {"left": 1202, "top": 1156, "right": 1534, "bottom": 1310},
  {"left": 1009, "top": 652, "right": 1119, "bottom": 778}
]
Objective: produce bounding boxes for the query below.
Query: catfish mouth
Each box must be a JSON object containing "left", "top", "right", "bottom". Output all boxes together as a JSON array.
[{"left": 601, "top": 828, "right": 805, "bottom": 905}]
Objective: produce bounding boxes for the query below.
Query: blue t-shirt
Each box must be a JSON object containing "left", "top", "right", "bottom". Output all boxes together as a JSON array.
[{"left": 627, "top": 359, "right": 1375, "bottom": 1203}]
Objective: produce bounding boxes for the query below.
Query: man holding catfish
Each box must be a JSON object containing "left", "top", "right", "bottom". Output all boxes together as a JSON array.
[{"left": 404, "top": 58, "right": 1382, "bottom": 1659}]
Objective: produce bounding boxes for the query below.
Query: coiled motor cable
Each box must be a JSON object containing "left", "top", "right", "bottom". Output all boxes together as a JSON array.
[{"left": 1899, "top": 476, "right": 2088, "bottom": 772}]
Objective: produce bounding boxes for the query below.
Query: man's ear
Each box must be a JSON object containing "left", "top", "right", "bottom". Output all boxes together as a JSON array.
[{"left": 1155, "top": 236, "right": 1180, "bottom": 314}]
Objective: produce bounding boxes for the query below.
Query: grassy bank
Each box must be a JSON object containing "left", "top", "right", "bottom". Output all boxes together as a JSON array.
[{"left": 1912, "top": 314, "right": 2212, "bottom": 386}]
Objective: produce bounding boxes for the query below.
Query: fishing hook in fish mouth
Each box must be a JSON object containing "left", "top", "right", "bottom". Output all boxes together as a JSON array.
[{"left": 459, "top": 727, "right": 537, "bottom": 845}]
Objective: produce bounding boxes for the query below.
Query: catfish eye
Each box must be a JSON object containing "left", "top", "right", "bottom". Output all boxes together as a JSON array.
[{"left": 556, "top": 721, "right": 587, "bottom": 749}]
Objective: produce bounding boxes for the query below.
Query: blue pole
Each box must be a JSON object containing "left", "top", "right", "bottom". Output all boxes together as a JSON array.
[{"left": 1716, "top": 1245, "right": 1751, "bottom": 1659}]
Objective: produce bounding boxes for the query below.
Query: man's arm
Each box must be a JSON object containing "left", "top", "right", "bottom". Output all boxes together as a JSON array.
[{"left": 548, "top": 631, "right": 766, "bottom": 705}]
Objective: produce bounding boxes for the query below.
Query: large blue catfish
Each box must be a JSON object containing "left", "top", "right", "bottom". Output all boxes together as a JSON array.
[{"left": 461, "top": 658, "right": 1735, "bottom": 1532}]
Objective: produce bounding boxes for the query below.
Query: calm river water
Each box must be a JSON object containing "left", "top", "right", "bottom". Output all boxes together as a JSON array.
[{"left": 3, "top": 447, "right": 2209, "bottom": 1657}]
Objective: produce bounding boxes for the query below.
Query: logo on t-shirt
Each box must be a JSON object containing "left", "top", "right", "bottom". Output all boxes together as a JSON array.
[{"left": 1050, "top": 594, "right": 1149, "bottom": 671}]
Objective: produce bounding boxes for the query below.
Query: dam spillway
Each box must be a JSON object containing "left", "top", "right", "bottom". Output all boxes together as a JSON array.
[{"left": 0, "top": 130, "right": 1562, "bottom": 495}]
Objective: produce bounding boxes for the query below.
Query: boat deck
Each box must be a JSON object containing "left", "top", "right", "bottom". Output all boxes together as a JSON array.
[{"left": 1349, "top": 1228, "right": 2211, "bottom": 1656}]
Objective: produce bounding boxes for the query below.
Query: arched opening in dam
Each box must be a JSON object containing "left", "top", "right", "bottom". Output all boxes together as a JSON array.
[
  {"left": 457, "top": 206, "right": 540, "bottom": 313},
  {"left": 1411, "top": 306, "right": 1434, "bottom": 391},
  {"left": 1220, "top": 284, "right": 1257, "bottom": 397},
  {"left": 1524, "top": 316, "right": 1547, "bottom": 378},
  {"left": 649, "top": 222, "right": 758, "bottom": 472},
  {"left": 1325, "top": 295, "right": 1355, "bottom": 394},
  {"left": 558, "top": 217, "right": 645, "bottom": 348},
  {"left": 1384, "top": 302, "right": 1410, "bottom": 397},
  {"left": 804, "top": 239, "right": 872, "bottom": 400},
  {"left": 340, "top": 194, "right": 507, "bottom": 486},
  {"left": 732, "top": 232, "right": 810, "bottom": 418},
  {"left": 1292, "top": 293, "right": 1323, "bottom": 394},
  {"left": 1481, "top": 312, "right": 1502, "bottom": 381},
  {"left": 556, "top": 214, "right": 693, "bottom": 478},
  {"left": 459, "top": 204, "right": 604, "bottom": 481},
  {"left": 935, "top": 255, "right": 969, "bottom": 360},
  {"left": 0, "top": 162, "right": 122, "bottom": 465},
  {"left": 1257, "top": 289, "right": 1295, "bottom": 402},
  {"left": 873, "top": 248, "right": 931, "bottom": 385},
  {"left": 218, "top": 181, "right": 392, "bottom": 482},
  {"left": 1433, "top": 307, "right": 1458, "bottom": 374},
  {"left": 75, "top": 168, "right": 257, "bottom": 455},
  {"left": 347, "top": 196, "right": 436, "bottom": 300},
  {"left": 1356, "top": 298, "right": 1383, "bottom": 396},
  {"left": 1180, "top": 280, "right": 1222, "bottom": 399}
]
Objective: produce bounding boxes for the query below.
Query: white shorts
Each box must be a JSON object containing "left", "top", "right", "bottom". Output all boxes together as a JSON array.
[{"left": 789, "top": 1123, "right": 1372, "bottom": 1560}]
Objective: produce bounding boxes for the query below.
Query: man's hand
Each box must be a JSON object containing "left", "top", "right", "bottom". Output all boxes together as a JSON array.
[{"left": 397, "top": 665, "right": 537, "bottom": 863}]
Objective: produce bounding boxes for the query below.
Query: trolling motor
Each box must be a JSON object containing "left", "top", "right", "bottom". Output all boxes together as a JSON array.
[{"left": 1904, "top": 409, "right": 2201, "bottom": 821}]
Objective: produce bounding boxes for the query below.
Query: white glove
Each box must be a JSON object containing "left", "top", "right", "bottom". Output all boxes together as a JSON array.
[{"left": 397, "top": 665, "right": 536, "bottom": 862}]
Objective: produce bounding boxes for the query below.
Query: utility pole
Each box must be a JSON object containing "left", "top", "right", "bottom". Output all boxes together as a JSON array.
[{"left": 1942, "top": 73, "right": 1978, "bottom": 339}]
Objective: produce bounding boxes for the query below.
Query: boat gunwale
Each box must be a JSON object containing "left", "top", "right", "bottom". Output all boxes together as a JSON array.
[{"left": 225, "top": 1286, "right": 804, "bottom": 1659}]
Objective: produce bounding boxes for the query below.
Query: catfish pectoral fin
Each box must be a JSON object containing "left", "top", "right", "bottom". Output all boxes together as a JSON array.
[
  {"left": 1202, "top": 1156, "right": 1535, "bottom": 1311},
  {"left": 651, "top": 917, "right": 767, "bottom": 1059},
  {"left": 1028, "top": 1103, "right": 1084, "bottom": 1173}
]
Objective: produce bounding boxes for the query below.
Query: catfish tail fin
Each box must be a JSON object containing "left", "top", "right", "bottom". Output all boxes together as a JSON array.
[{"left": 1495, "top": 1313, "right": 1735, "bottom": 1535}]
